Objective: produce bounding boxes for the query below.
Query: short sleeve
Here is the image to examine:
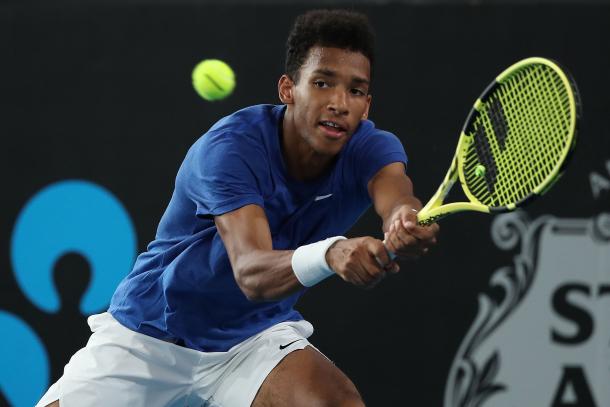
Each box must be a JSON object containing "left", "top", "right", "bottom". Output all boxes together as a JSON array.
[
  {"left": 350, "top": 128, "right": 408, "bottom": 192},
  {"left": 180, "top": 131, "right": 267, "bottom": 217}
]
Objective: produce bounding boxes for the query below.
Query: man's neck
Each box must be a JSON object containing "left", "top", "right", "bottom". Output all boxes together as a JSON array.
[{"left": 281, "top": 109, "right": 335, "bottom": 182}]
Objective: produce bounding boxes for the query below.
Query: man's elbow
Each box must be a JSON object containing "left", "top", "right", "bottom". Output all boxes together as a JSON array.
[{"left": 234, "top": 271, "right": 267, "bottom": 302}]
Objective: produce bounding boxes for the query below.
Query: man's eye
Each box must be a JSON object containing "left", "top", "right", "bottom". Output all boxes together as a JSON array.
[
  {"left": 351, "top": 88, "right": 366, "bottom": 96},
  {"left": 313, "top": 80, "right": 327, "bottom": 88}
]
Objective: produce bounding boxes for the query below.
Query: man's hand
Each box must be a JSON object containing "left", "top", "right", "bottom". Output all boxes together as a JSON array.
[
  {"left": 325, "top": 237, "right": 400, "bottom": 289},
  {"left": 384, "top": 205, "right": 439, "bottom": 260},
  {"left": 367, "top": 163, "right": 438, "bottom": 260}
]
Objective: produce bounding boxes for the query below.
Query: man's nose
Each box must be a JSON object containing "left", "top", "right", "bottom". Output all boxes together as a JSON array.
[{"left": 327, "top": 89, "right": 348, "bottom": 115}]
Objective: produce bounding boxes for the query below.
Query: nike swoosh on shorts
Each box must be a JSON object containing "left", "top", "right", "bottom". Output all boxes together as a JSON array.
[{"left": 279, "top": 339, "right": 303, "bottom": 350}]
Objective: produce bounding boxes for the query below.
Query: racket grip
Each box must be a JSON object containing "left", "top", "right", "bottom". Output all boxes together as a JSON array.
[
  {"left": 374, "top": 241, "right": 396, "bottom": 268},
  {"left": 382, "top": 240, "right": 397, "bottom": 261}
]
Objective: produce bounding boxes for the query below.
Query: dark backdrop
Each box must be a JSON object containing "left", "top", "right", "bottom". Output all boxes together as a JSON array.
[{"left": 1, "top": 3, "right": 609, "bottom": 406}]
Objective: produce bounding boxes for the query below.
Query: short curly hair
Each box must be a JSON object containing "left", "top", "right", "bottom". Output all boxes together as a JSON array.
[{"left": 285, "top": 9, "right": 375, "bottom": 83}]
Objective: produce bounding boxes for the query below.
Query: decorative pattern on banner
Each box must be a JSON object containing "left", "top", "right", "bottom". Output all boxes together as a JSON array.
[{"left": 445, "top": 212, "right": 610, "bottom": 407}]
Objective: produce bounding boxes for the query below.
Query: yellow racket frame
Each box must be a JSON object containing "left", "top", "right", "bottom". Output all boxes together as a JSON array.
[{"left": 417, "top": 57, "right": 579, "bottom": 225}]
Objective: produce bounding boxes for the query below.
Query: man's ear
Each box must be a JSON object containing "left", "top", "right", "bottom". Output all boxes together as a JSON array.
[
  {"left": 278, "top": 74, "right": 295, "bottom": 104},
  {"left": 362, "top": 94, "right": 372, "bottom": 119}
]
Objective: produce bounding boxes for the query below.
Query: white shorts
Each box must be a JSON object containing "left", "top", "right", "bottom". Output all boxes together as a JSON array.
[{"left": 35, "top": 312, "right": 316, "bottom": 407}]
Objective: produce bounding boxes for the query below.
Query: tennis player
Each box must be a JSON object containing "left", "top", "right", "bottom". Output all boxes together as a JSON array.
[{"left": 37, "top": 9, "right": 439, "bottom": 407}]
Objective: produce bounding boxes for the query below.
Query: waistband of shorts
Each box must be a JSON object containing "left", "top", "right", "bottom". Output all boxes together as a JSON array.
[{"left": 89, "top": 312, "right": 313, "bottom": 354}]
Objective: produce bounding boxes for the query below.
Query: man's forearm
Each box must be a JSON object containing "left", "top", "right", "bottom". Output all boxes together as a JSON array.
[{"left": 233, "top": 249, "right": 303, "bottom": 302}]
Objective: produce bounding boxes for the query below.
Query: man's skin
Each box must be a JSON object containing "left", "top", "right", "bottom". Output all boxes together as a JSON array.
[
  {"left": 45, "top": 46, "right": 439, "bottom": 407},
  {"left": 220, "top": 46, "right": 438, "bottom": 406}
]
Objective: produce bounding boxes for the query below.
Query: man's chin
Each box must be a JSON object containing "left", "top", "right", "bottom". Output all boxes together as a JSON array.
[{"left": 312, "top": 138, "right": 345, "bottom": 155}]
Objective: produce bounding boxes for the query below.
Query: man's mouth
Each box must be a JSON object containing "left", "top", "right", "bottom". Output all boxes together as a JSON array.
[{"left": 318, "top": 120, "right": 347, "bottom": 138}]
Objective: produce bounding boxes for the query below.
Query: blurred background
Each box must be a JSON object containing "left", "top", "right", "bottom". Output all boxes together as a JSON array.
[{"left": 1, "top": 0, "right": 609, "bottom": 406}]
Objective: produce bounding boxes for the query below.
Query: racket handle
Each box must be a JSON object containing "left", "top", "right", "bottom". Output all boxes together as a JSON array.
[
  {"left": 382, "top": 240, "right": 397, "bottom": 262},
  {"left": 374, "top": 241, "right": 396, "bottom": 268}
]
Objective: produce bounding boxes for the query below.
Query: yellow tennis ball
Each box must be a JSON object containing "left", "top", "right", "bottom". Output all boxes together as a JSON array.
[
  {"left": 192, "top": 59, "right": 235, "bottom": 101},
  {"left": 475, "top": 164, "right": 486, "bottom": 177}
]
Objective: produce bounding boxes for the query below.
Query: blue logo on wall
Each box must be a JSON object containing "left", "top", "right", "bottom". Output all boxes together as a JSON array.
[
  {"left": 1, "top": 180, "right": 136, "bottom": 406},
  {"left": 0, "top": 311, "right": 49, "bottom": 407}
]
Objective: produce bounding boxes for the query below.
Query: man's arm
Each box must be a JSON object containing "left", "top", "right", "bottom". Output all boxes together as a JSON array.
[
  {"left": 214, "top": 204, "right": 300, "bottom": 302},
  {"left": 368, "top": 162, "right": 439, "bottom": 259},
  {"left": 215, "top": 204, "right": 398, "bottom": 301}
]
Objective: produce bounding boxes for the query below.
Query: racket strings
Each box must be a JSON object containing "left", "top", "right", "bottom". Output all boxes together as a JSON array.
[
  {"left": 505, "top": 67, "right": 556, "bottom": 197},
  {"left": 499, "top": 66, "right": 568, "bottom": 201},
  {"left": 473, "top": 124, "right": 498, "bottom": 194},
  {"left": 463, "top": 64, "right": 573, "bottom": 207},
  {"left": 488, "top": 97, "right": 509, "bottom": 150},
  {"left": 517, "top": 67, "right": 570, "bottom": 190},
  {"left": 487, "top": 68, "right": 561, "bottom": 203}
]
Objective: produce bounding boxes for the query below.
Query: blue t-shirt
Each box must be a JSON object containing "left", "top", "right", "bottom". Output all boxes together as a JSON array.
[{"left": 109, "top": 104, "right": 407, "bottom": 352}]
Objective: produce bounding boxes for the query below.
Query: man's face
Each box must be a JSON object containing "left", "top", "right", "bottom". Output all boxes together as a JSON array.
[{"left": 283, "top": 46, "right": 372, "bottom": 156}]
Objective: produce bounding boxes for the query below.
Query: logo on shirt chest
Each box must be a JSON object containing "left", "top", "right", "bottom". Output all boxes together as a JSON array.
[{"left": 314, "top": 193, "right": 333, "bottom": 201}]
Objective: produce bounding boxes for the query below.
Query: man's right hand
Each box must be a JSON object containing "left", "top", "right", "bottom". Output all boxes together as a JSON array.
[{"left": 325, "top": 237, "right": 400, "bottom": 289}]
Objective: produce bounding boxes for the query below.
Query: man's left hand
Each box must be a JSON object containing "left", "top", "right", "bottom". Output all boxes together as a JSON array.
[{"left": 383, "top": 205, "right": 439, "bottom": 260}]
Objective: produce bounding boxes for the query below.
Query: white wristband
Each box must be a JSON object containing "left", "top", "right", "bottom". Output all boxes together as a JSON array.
[{"left": 291, "top": 236, "right": 347, "bottom": 287}]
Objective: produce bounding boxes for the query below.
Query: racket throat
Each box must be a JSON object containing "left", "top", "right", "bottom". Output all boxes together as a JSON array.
[
  {"left": 417, "top": 151, "right": 490, "bottom": 225},
  {"left": 419, "top": 178, "right": 456, "bottom": 216},
  {"left": 418, "top": 202, "right": 491, "bottom": 225},
  {"left": 417, "top": 156, "right": 460, "bottom": 225}
]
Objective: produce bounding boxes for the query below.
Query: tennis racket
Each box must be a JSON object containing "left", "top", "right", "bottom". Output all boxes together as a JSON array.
[{"left": 416, "top": 57, "right": 581, "bottom": 226}]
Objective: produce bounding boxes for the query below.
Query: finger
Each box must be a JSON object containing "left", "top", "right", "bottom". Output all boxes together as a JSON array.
[
  {"left": 394, "top": 208, "right": 418, "bottom": 230},
  {"left": 392, "top": 230, "right": 428, "bottom": 258},
  {"left": 392, "top": 222, "right": 420, "bottom": 250},
  {"left": 358, "top": 255, "right": 385, "bottom": 284},
  {"left": 400, "top": 207, "right": 419, "bottom": 224},
  {"left": 335, "top": 257, "right": 367, "bottom": 287},
  {"left": 384, "top": 243, "right": 397, "bottom": 261},
  {"left": 403, "top": 221, "right": 439, "bottom": 244},
  {"left": 388, "top": 219, "right": 397, "bottom": 237},
  {"left": 365, "top": 272, "right": 385, "bottom": 289},
  {"left": 375, "top": 239, "right": 400, "bottom": 274},
  {"left": 389, "top": 236, "right": 411, "bottom": 257},
  {"left": 385, "top": 229, "right": 406, "bottom": 256},
  {"left": 383, "top": 230, "right": 400, "bottom": 254},
  {"left": 351, "top": 255, "right": 376, "bottom": 286},
  {"left": 361, "top": 265, "right": 384, "bottom": 289},
  {"left": 370, "top": 239, "right": 391, "bottom": 268},
  {"left": 343, "top": 267, "right": 367, "bottom": 287},
  {"left": 386, "top": 261, "right": 400, "bottom": 274}
]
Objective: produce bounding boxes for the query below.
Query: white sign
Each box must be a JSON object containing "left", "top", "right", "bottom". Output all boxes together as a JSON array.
[{"left": 445, "top": 212, "right": 610, "bottom": 407}]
